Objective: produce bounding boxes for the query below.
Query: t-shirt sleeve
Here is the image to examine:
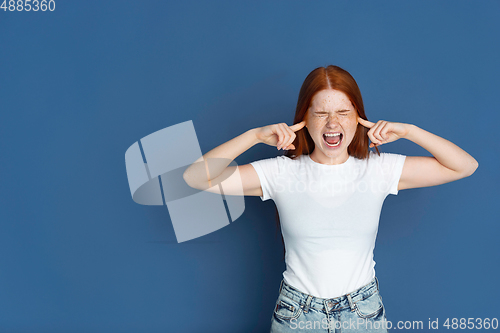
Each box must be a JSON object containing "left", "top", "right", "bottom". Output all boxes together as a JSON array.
[
  {"left": 249, "top": 157, "right": 282, "bottom": 201},
  {"left": 379, "top": 152, "right": 407, "bottom": 196}
]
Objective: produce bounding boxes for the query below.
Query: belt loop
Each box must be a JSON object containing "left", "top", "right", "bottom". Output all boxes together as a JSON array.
[
  {"left": 302, "top": 295, "right": 313, "bottom": 313},
  {"left": 375, "top": 276, "right": 380, "bottom": 291},
  {"left": 346, "top": 294, "right": 355, "bottom": 312},
  {"left": 279, "top": 279, "right": 284, "bottom": 293}
]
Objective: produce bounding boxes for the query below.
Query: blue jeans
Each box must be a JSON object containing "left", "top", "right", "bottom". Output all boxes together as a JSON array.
[{"left": 270, "top": 277, "right": 388, "bottom": 333}]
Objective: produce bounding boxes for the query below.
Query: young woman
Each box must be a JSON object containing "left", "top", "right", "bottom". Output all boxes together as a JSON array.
[{"left": 183, "top": 65, "right": 478, "bottom": 332}]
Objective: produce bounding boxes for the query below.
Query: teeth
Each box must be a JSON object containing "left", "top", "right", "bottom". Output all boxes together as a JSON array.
[{"left": 324, "top": 133, "right": 341, "bottom": 137}]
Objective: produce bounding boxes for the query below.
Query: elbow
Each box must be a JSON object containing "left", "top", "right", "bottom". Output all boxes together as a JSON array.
[
  {"left": 469, "top": 159, "right": 479, "bottom": 176},
  {"left": 461, "top": 158, "right": 479, "bottom": 178},
  {"left": 182, "top": 170, "right": 196, "bottom": 189},
  {"left": 183, "top": 169, "right": 208, "bottom": 190}
]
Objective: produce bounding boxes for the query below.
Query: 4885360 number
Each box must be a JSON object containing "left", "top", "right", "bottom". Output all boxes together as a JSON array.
[
  {"left": 1, "top": 0, "right": 55, "bottom": 11},
  {"left": 443, "top": 318, "right": 498, "bottom": 330}
]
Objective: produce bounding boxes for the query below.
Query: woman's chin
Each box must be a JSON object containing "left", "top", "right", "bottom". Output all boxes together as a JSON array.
[
  {"left": 313, "top": 145, "right": 349, "bottom": 163},
  {"left": 310, "top": 136, "right": 353, "bottom": 161}
]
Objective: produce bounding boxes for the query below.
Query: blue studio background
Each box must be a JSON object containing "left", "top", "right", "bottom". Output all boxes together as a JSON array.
[{"left": 1, "top": 1, "right": 499, "bottom": 332}]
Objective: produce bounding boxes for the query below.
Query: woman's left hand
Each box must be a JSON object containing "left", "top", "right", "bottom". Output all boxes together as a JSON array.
[{"left": 358, "top": 118, "right": 412, "bottom": 148}]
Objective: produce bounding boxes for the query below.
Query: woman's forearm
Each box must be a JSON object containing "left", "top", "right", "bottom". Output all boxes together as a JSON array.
[
  {"left": 183, "top": 128, "right": 260, "bottom": 188},
  {"left": 404, "top": 124, "right": 478, "bottom": 176},
  {"left": 203, "top": 128, "right": 261, "bottom": 162}
]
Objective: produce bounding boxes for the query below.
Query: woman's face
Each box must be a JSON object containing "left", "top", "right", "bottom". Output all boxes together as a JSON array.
[{"left": 305, "top": 89, "right": 359, "bottom": 165}]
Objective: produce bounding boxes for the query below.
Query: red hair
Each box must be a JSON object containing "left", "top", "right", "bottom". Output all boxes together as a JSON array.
[{"left": 276, "top": 65, "right": 379, "bottom": 260}]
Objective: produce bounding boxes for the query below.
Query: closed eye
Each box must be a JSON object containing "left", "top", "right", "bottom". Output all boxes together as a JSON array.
[{"left": 313, "top": 110, "right": 351, "bottom": 118}]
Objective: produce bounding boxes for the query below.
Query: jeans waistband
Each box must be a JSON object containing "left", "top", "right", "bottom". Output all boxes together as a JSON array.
[{"left": 278, "top": 277, "right": 380, "bottom": 314}]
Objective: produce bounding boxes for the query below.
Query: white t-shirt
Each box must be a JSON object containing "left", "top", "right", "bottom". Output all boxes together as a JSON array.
[{"left": 250, "top": 151, "right": 406, "bottom": 298}]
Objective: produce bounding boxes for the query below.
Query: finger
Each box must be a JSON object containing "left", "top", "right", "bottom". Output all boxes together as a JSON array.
[
  {"left": 368, "top": 130, "right": 381, "bottom": 146},
  {"left": 379, "top": 122, "right": 390, "bottom": 141},
  {"left": 372, "top": 121, "right": 386, "bottom": 143},
  {"left": 274, "top": 125, "right": 285, "bottom": 149},
  {"left": 283, "top": 125, "right": 296, "bottom": 149},
  {"left": 369, "top": 133, "right": 381, "bottom": 146},
  {"left": 282, "top": 123, "right": 294, "bottom": 150},
  {"left": 373, "top": 121, "right": 387, "bottom": 144},
  {"left": 358, "top": 117, "right": 375, "bottom": 129},
  {"left": 289, "top": 120, "right": 306, "bottom": 132},
  {"left": 277, "top": 123, "right": 290, "bottom": 150},
  {"left": 279, "top": 123, "right": 292, "bottom": 149},
  {"left": 366, "top": 124, "right": 380, "bottom": 146},
  {"left": 285, "top": 144, "right": 295, "bottom": 150}
]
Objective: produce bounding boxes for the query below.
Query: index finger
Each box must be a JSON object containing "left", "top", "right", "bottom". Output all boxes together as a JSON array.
[
  {"left": 289, "top": 120, "right": 306, "bottom": 132},
  {"left": 357, "top": 117, "right": 375, "bottom": 128}
]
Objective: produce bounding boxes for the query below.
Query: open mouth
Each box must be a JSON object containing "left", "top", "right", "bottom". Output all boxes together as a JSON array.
[{"left": 323, "top": 132, "right": 343, "bottom": 147}]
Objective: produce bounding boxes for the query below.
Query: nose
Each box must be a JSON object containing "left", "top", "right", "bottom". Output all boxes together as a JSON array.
[{"left": 326, "top": 114, "right": 339, "bottom": 128}]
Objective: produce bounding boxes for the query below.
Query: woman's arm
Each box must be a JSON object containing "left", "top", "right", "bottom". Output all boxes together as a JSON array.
[
  {"left": 398, "top": 124, "right": 478, "bottom": 190},
  {"left": 358, "top": 118, "right": 478, "bottom": 190},
  {"left": 182, "top": 121, "right": 305, "bottom": 196},
  {"left": 182, "top": 128, "right": 262, "bottom": 196}
]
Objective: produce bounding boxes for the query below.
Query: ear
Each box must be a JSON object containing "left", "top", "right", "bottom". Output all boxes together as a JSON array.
[{"left": 354, "top": 108, "right": 360, "bottom": 123}]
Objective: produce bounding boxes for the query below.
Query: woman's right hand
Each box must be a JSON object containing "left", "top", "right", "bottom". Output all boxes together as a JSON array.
[{"left": 255, "top": 121, "right": 306, "bottom": 150}]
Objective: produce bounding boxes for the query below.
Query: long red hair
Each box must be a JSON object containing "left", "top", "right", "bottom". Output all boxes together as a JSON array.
[
  {"left": 286, "top": 65, "right": 378, "bottom": 159},
  {"left": 276, "top": 65, "right": 379, "bottom": 260}
]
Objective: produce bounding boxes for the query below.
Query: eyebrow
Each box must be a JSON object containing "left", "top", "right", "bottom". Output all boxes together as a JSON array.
[{"left": 314, "top": 109, "right": 351, "bottom": 114}]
